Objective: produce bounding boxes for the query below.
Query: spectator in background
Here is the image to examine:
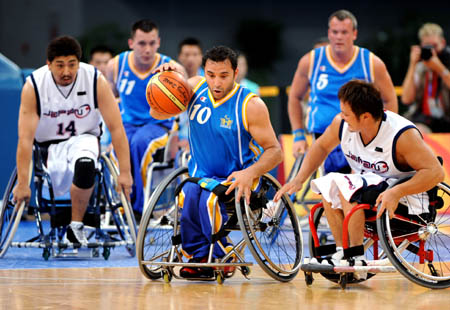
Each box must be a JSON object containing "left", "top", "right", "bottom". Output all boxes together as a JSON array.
[
  {"left": 177, "top": 38, "right": 204, "bottom": 150},
  {"left": 401, "top": 23, "right": 450, "bottom": 133},
  {"left": 236, "top": 53, "right": 260, "bottom": 95},
  {"left": 178, "top": 37, "right": 204, "bottom": 78},
  {"left": 89, "top": 45, "right": 113, "bottom": 76}
]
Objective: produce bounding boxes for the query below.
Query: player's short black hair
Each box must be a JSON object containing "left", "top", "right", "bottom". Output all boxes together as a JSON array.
[
  {"left": 89, "top": 45, "right": 114, "bottom": 60},
  {"left": 131, "top": 20, "right": 158, "bottom": 38},
  {"left": 202, "top": 46, "right": 238, "bottom": 70},
  {"left": 178, "top": 37, "right": 202, "bottom": 54},
  {"left": 338, "top": 80, "right": 383, "bottom": 120},
  {"left": 47, "top": 35, "right": 82, "bottom": 62},
  {"left": 328, "top": 9, "right": 358, "bottom": 30}
]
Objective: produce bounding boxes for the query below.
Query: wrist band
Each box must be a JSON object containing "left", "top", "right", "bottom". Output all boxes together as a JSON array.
[{"left": 293, "top": 128, "right": 306, "bottom": 142}]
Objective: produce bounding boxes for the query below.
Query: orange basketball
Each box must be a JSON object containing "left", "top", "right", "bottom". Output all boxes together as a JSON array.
[{"left": 146, "top": 71, "right": 192, "bottom": 115}]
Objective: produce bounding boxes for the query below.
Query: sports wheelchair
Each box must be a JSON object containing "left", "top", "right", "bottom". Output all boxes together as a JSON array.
[
  {"left": 142, "top": 120, "right": 190, "bottom": 215},
  {"left": 0, "top": 144, "right": 137, "bottom": 260},
  {"left": 302, "top": 178, "right": 450, "bottom": 289},
  {"left": 137, "top": 167, "right": 303, "bottom": 283}
]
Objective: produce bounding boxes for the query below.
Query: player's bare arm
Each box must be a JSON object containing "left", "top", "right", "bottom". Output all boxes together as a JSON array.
[
  {"left": 288, "top": 52, "right": 312, "bottom": 156},
  {"left": 96, "top": 75, "right": 133, "bottom": 198},
  {"left": 274, "top": 114, "right": 342, "bottom": 202},
  {"left": 376, "top": 128, "right": 445, "bottom": 218},
  {"left": 13, "top": 82, "right": 40, "bottom": 206},
  {"left": 226, "top": 96, "right": 283, "bottom": 203},
  {"left": 372, "top": 55, "right": 398, "bottom": 113}
]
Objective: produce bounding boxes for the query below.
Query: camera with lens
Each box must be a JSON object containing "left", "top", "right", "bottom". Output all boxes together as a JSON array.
[{"left": 420, "top": 45, "right": 434, "bottom": 61}]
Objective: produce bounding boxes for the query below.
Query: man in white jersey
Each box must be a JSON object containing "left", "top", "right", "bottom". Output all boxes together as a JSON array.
[
  {"left": 287, "top": 10, "right": 398, "bottom": 174},
  {"left": 13, "top": 36, "right": 133, "bottom": 245},
  {"left": 275, "top": 80, "right": 444, "bottom": 266}
]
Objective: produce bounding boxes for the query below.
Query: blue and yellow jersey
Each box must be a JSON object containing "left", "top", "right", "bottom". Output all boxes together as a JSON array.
[
  {"left": 114, "top": 51, "right": 173, "bottom": 126},
  {"left": 187, "top": 79, "right": 262, "bottom": 178},
  {"left": 307, "top": 45, "right": 373, "bottom": 134}
]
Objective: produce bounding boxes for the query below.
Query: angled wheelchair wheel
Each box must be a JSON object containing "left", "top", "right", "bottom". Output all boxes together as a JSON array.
[
  {"left": 308, "top": 206, "right": 380, "bottom": 284},
  {"left": 137, "top": 166, "right": 188, "bottom": 280},
  {"left": 0, "top": 168, "right": 25, "bottom": 258},
  {"left": 236, "top": 173, "right": 303, "bottom": 282},
  {"left": 377, "top": 182, "right": 450, "bottom": 289},
  {"left": 100, "top": 154, "right": 137, "bottom": 256}
]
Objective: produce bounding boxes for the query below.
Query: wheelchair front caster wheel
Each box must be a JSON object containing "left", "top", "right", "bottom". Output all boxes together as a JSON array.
[
  {"left": 42, "top": 248, "right": 50, "bottom": 261},
  {"left": 163, "top": 270, "right": 172, "bottom": 283},
  {"left": 339, "top": 274, "right": 347, "bottom": 290},
  {"left": 102, "top": 247, "right": 111, "bottom": 260},
  {"left": 305, "top": 272, "right": 314, "bottom": 286},
  {"left": 241, "top": 266, "right": 251, "bottom": 277},
  {"left": 216, "top": 271, "right": 225, "bottom": 284}
]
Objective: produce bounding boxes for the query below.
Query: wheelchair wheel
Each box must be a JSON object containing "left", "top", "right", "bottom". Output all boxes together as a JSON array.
[
  {"left": 137, "top": 166, "right": 188, "bottom": 280},
  {"left": 308, "top": 206, "right": 380, "bottom": 284},
  {"left": 377, "top": 182, "right": 450, "bottom": 289},
  {"left": 236, "top": 173, "right": 303, "bottom": 282},
  {"left": 0, "top": 168, "right": 27, "bottom": 258},
  {"left": 100, "top": 154, "right": 137, "bottom": 256}
]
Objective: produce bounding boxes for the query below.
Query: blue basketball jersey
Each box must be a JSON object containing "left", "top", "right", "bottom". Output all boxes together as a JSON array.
[
  {"left": 307, "top": 45, "right": 373, "bottom": 134},
  {"left": 187, "top": 79, "right": 262, "bottom": 178},
  {"left": 115, "top": 51, "right": 173, "bottom": 126}
]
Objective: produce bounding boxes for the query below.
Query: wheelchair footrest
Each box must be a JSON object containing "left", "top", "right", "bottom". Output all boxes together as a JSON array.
[
  {"left": 11, "top": 240, "right": 133, "bottom": 249},
  {"left": 140, "top": 261, "right": 253, "bottom": 268},
  {"left": 301, "top": 258, "right": 396, "bottom": 274}
]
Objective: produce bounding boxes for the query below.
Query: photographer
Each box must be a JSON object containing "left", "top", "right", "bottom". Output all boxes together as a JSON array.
[{"left": 402, "top": 23, "right": 450, "bottom": 133}]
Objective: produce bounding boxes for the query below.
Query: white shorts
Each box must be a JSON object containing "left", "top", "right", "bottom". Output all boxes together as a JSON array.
[
  {"left": 310, "top": 172, "right": 429, "bottom": 215},
  {"left": 45, "top": 134, "right": 99, "bottom": 197}
]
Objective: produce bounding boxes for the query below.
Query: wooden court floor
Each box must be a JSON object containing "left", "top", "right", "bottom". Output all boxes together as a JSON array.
[{"left": 0, "top": 266, "right": 449, "bottom": 310}]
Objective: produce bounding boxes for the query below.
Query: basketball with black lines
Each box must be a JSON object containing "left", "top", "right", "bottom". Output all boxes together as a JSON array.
[{"left": 146, "top": 71, "right": 192, "bottom": 115}]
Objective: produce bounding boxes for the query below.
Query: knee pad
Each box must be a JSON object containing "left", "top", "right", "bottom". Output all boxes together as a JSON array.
[{"left": 73, "top": 157, "right": 96, "bottom": 189}]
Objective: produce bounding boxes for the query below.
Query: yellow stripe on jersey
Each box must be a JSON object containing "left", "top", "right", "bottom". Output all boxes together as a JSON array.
[
  {"left": 249, "top": 140, "right": 261, "bottom": 158},
  {"left": 178, "top": 188, "right": 185, "bottom": 209},
  {"left": 242, "top": 93, "right": 257, "bottom": 132},
  {"left": 369, "top": 53, "right": 375, "bottom": 83},
  {"left": 326, "top": 45, "right": 359, "bottom": 73},
  {"left": 153, "top": 78, "right": 186, "bottom": 111},
  {"left": 192, "top": 77, "right": 206, "bottom": 93},
  {"left": 209, "top": 83, "right": 240, "bottom": 108},
  {"left": 207, "top": 194, "right": 222, "bottom": 233},
  {"left": 140, "top": 133, "right": 168, "bottom": 187},
  {"left": 128, "top": 52, "right": 161, "bottom": 80},
  {"left": 307, "top": 49, "right": 316, "bottom": 80}
]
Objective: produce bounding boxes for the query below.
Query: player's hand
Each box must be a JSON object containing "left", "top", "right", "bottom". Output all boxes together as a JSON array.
[
  {"left": 274, "top": 179, "right": 303, "bottom": 202},
  {"left": 152, "top": 63, "right": 178, "bottom": 74},
  {"left": 225, "top": 170, "right": 256, "bottom": 205},
  {"left": 292, "top": 140, "right": 308, "bottom": 158},
  {"left": 376, "top": 188, "right": 401, "bottom": 219},
  {"left": 409, "top": 45, "right": 421, "bottom": 65},
  {"left": 117, "top": 171, "right": 133, "bottom": 202},
  {"left": 12, "top": 183, "right": 31, "bottom": 208}
]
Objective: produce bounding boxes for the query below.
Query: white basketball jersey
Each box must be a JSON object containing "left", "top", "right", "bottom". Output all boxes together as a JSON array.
[
  {"left": 340, "top": 111, "right": 418, "bottom": 180},
  {"left": 28, "top": 62, "right": 102, "bottom": 143}
]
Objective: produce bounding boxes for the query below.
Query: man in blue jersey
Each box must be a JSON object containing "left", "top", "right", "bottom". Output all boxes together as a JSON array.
[
  {"left": 151, "top": 46, "right": 283, "bottom": 278},
  {"left": 288, "top": 9, "right": 398, "bottom": 174},
  {"left": 105, "top": 20, "right": 185, "bottom": 215}
]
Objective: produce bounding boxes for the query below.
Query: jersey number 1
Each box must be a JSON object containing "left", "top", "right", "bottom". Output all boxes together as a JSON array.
[{"left": 57, "top": 121, "right": 77, "bottom": 136}]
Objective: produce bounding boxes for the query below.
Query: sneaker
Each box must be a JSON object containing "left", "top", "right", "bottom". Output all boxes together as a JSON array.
[
  {"left": 352, "top": 255, "right": 368, "bottom": 280},
  {"left": 179, "top": 257, "right": 214, "bottom": 279},
  {"left": 321, "top": 248, "right": 344, "bottom": 266},
  {"left": 66, "top": 223, "right": 88, "bottom": 246}
]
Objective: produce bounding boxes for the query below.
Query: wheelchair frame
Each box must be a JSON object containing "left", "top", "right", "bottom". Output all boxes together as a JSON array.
[
  {"left": 137, "top": 167, "right": 303, "bottom": 283},
  {"left": 302, "top": 181, "right": 450, "bottom": 289},
  {"left": 0, "top": 146, "right": 137, "bottom": 260}
]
